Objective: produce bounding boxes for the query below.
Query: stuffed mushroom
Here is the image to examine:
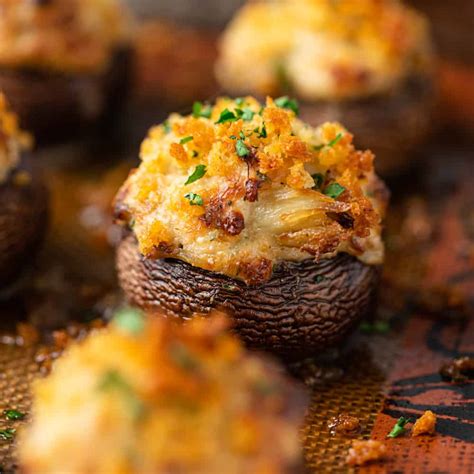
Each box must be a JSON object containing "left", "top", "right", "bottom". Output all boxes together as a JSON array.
[
  {"left": 19, "top": 310, "right": 305, "bottom": 473},
  {"left": 0, "top": 93, "right": 47, "bottom": 291},
  {"left": 114, "top": 97, "right": 388, "bottom": 357},
  {"left": 0, "top": 0, "right": 133, "bottom": 143},
  {"left": 215, "top": 0, "right": 435, "bottom": 176}
]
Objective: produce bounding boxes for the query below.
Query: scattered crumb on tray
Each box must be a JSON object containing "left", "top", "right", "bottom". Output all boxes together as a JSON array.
[
  {"left": 412, "top": 411, "right": 437, "bottom": 436},
  {"left": 327, "top": 414, "right": 360, "bottom": 435},
  {"left": 347, "top": 439, "right": 386, "bottom": 466},
  {"left": 440, "top": 356, "right": 474, "bottom": 384}
]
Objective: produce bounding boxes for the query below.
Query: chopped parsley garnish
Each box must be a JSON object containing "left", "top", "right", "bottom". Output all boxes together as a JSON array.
[
  {"left": 360, "top": 320, "right": 391, "bottom": 335},
  {"left": 387, "top": 417, "right": 411, "bottom": 438},
  {"left": 327, "top": 132, "right": 343, "bottom": 147},
  {"left": 163, "top": 121, "right": 171, "bottom": 133},
  {"left": 184, "top": 192, "right": 203, "bottom": 206},
  {"left": 192, "top": 101, "right": 212, "bottom": 119},
  {"left": 314, "top": 132, "right": 344, "bottom": 151},
  {"left": 324, "top": 182, "right": 346, "bottom": 199},
  {"left": 236, "top": 139, "right": 250, "bottom": 157},
  {"left": 215, "top": 108, "right": 238, "bottom": 124},
  {"left": 185, "top": 164, "right": 207, "bottom": 185},
  {"left": 98, "top": 370, "right": 144, "bottom": 419},
  {"left": 274, "top": 96, "right": 299, "bottom": 115},
  {"left": 3, "top": 409, "right": 25, "bottom": 421},
  {"left": 241, "top": 108, "right": 255, "bottom": 121},
  {"left": 311, "top": 173, "right": 324, "bottom": 190},
  {"left": 169, "top": 343, "right": 199, "bottom": 372},
  {"left": 114, "top": 307, "right": 144, "bottom": 335},
  {"left": 235, "top": 97, "right": 245, "bottom": 106},
  {"left": 0, "top": 429, "right": 15, "bottom": 441},
  {"left": 179, "top": 135, "right": 194, "bottom": 145}
]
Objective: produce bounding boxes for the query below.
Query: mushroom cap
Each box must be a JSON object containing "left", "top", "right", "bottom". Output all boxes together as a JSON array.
[
  {"left": 117, "top": 234, "right": 379, "bottom": 358},
  {"left": 0, "top": 165, "right": 48, "bottom": 290},
  {"left": 0, "top": 47, "right": 133, "bottom": 143},
  {"left": 299, "top": 75, "right": 435, "bottom": 175}
]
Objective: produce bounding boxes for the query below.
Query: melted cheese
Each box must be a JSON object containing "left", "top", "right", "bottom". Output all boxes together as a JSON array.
[
  {"left": 116, "top": 97, "right": 387, "bottom": 284},
  {"left": 0, "top": 0, "right": 132, "bottom": 73},
  {"left": 216, "top": 0, "right": 433, "bottom": 100}
]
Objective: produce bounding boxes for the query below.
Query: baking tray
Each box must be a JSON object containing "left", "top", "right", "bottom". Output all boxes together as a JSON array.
[{"left": 0, "top": 26, "right": 473, "bottom": 470}]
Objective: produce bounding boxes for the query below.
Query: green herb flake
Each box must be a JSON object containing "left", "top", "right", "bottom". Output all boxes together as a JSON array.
[
  {"left": 163, "top": 121, "right": 171, "bottom": 133},
  {"left": 3, "top": 409, "right": 25, "bottom": 421},
  {"left": 387, "top": 417, "right": 411, "bottom": 438},
  {"left": 274, "top": 96, "right": 299, "bottom": 115},
  {"left": 314, "top": 132, "right": 344, "bottom": 151},
  {"left": 185, "top": 164, "right": 207, "bottom": 185},
  {"left": 114, "top": 307, "right": 145, "bottom": 335},
  {"left": 184, "top": 192, "right": 204, "bottom": 206},
  {"left": 315, "top": 275, "right": 326, "bottom": 283},
  {"left": 169, "top": 343, "right": 199, "bottom": 372},
  {"left": 311, "top": 173, "right": 324, "bottom": 190},
  {"left": 179, "top": 135, "right": 194, "bottom": 145},
  {"left": 98, "top": 370, "right": 144, "bottom": 419},
  {"left": 327, "top": 132, "right": 343, "bottom": 147},
  {"left": 360, "top": 320, "right": 391, "bottom": 335},
  {"left": 192, "top": 101, "right": 212, "bottom": 119},
  {"left": 236, "top": 139, "right": 250, "bottom": 157},
  {"left": 242, "top": 108, "right": 255, "bottom": 121},
  {"left": 235, "top": 97, "right": 245, "bottom": 106},
  {"left": 0, "top": 429, "right": 15, "bottom": 441},
  {"left": 323, "top": 182, "right": 346, "bottom": 199},
  {"left": 215, "top": 108, "right": 238, "bottom": 124}
]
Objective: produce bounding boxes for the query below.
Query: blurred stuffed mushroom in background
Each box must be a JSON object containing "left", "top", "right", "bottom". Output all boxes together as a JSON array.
[
  {"left": 216, "top": 0, "right": 435, "bottom": 176},
  {"left": 0, "top": 0, "right": 133, "bottom": 143},
  {"left": 19, "top": 310, "right": 306, "bottom": 473},
  {"left": 114, "top": 96, "right": 389, "bottom": 358},
  {"left": 0, "top": 93, "right": 47, "bottom": 294}
]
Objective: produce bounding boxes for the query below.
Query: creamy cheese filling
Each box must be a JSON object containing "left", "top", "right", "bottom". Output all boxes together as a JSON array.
[
  {"left": 116, "top": 96, "right": 388, "bottom": 284},
  {"left": 216, "top": 0, "right": 433, "bottom": 100}
]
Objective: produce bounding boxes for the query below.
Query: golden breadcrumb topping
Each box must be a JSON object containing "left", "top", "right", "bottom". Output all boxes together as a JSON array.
[
  {"left": 0, "top": 0, "right": 132, "bottom": 73},
  {"left": 116, "top": 96, "right": 387, "bottom": 284},
  {"left": 0, "top": 93, "right": 31, "bottom": 184},
  {"left": 216, "top": 0, "right": 433, "bottom": 100},
  {"left": 19, "top": 311, "right": 303, "bottom": 474},
  {"left": 412, "top": 410, "right": 436, "bottom": 436}
]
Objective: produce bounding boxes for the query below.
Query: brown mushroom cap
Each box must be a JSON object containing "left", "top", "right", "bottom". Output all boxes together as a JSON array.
[
  {"left": 0, "top": 167, "right": 48, "bottom": 290},
  {"left": 299, "top": 75, "right": 435, "bottom": 176},
  {"left": 117, "top": 234, "right": 379, "bottom": 358},
  {"left": 0, "top": 48, "right": 132, "bottom": 144}
]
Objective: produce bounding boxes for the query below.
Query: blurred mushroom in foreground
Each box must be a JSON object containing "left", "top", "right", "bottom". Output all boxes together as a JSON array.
[{"left": 19, "top": 309, "right": 307, "bottom": 473}]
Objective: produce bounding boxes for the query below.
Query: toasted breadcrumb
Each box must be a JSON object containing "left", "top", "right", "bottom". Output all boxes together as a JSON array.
[
  {"left": 347, "top": 439, "right": 387, "bottom": 466},
  {"left": 412, "top": 410, "right": 436, "bottom": 436},
  {"left": 0, "top": 93, "right": 30, "bottom": 183}
]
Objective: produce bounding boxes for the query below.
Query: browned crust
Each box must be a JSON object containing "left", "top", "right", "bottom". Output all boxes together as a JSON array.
[
  {"left": 0, "top": 48, "right": 132, "bottom": 144},
  {"left": 0, "top": 166, "right": 48, "bottom": 289},
  {"left": 299, "top": 75, "right": 435, "bottom": 175},
  {"left": 117, "top": 234, "right": 380, "bottom": 357}
]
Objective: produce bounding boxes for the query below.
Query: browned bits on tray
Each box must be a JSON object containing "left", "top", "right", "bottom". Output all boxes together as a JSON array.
[
  {"left": 412, "top": 410, "right": 437, "bottom": 437},
  {"left": 327, "top": 413, "right": 360, "bottom": 435},
  {"left": 440, "top": 356, "right": 474, "bottom": 384},
  {"left": 346, "top": 439, "right": 386, "bottom": 466}
]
